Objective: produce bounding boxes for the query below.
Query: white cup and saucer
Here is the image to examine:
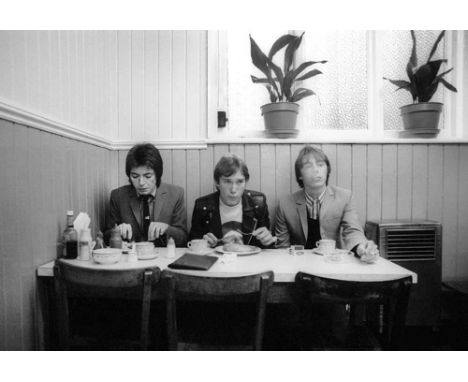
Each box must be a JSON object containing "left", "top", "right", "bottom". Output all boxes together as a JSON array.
[{"left": 186, "top": 239, "right": 214, "bottom": 255}]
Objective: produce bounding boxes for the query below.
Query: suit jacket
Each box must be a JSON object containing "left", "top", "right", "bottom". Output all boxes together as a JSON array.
[
  {"left": 105, "top": 183, "right": 188, "bottom": 247},
  {"left": 189, "top": 190, "right": 270, "bottom": 248},
  {"left": 274, "top": 185, "right": 366, "bottom": 250}
]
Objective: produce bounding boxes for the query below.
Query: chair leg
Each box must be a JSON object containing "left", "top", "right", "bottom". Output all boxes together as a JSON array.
[
  {"left": 140, "top": 270, "right": 153, "bottom": 350},
  {"left": 165, "top": 277, "right": 178, "bottom": 350}
]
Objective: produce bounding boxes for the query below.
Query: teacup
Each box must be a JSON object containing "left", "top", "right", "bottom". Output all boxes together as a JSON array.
[
  {"left": 187, "top": 239, "right": 209, "bottom": 253},
  {"left": 315, "top": 239, "right": 336, "bottom": 255}
]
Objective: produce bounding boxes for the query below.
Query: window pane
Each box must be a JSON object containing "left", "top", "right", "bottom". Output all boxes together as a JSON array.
[
  {"left": 298, "top": 30, "right": 368, "bottom": 130},
  {"left": 227, "top": 30, "right": 368, "bottom": 135},
  {"left": 381, "top": 30, "right": 446, "bottom": 131}
]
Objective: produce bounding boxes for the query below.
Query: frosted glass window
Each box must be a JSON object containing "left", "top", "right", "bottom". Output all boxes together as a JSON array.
[
  {"left": 227, "top": 30, "right": 368, "bottom": 135},
  {"left": 298, "top": 30, "right": 368, "bottom": 130},
  {"left": 381, "top": 30, "right": 446, "bottom": 131}
]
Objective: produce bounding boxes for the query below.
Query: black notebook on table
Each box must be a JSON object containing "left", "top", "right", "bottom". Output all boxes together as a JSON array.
[{"left": 168, "top": 253, "right": 218, "bottom": 271}]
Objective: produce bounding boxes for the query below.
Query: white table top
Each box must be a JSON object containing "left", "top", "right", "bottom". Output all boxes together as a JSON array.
[{"left": 37, "top": 248, "right": 417, "bottom": 283}]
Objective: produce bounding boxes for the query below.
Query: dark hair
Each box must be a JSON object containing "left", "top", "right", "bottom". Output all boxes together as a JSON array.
[
  {"left": 125, "top": 143, "right": 163, "bottom": 187},
  {"left": 213, "top": 153, "right": 250, "bottom": 184},
  {"left": 295, "top": 145, "right": 331, "bottom": 188}
]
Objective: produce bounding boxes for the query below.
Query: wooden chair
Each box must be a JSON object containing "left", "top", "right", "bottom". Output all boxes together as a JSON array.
[
  {"left": 54, "top": 259, "right": 160, "bottom": 350},
  {"left": 295, "top": 273, "right": 412, "bottom": 350},
  {"left": 162, "top": 270, "right": 274, "bottom": 350}
]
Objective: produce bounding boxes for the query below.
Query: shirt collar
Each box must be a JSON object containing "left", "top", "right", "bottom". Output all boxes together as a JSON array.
[
  {"left": 137, "top": 188, "right": 157, "bottom": 200},
  {"left": 304, "top": 188, "right": 326, "bottom": 204}
]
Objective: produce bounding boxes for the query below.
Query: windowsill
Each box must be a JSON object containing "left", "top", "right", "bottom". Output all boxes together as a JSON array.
[{"left": 207, "top": 129, "right": 468, "bottom": 144}]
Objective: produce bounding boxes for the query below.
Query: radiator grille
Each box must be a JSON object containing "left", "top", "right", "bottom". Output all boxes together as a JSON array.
[{"left": 384, "top": 229, "right": 437, "bottom": 260}]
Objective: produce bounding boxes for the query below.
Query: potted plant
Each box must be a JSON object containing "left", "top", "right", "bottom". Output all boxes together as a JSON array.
[
  {"left": 250, "top": 32, "right": 327, "bottom": 137},
  {"left": 383, "top": 30, "right": 457, "bottom": 136}
]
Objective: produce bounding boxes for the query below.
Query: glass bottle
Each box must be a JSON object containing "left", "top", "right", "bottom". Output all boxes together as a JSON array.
[{"left": 62, "top": 211, "right": 78, "bottom": 259}]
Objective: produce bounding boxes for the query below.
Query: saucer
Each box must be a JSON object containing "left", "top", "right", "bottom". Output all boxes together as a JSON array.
[{"left": 185, "top": 249, "right": 215, "bottom": 256}]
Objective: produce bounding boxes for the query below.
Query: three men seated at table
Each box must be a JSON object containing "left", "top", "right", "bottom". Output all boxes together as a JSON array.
[{"left": 105, "top": 142, "right": 378, "bottom": 262}]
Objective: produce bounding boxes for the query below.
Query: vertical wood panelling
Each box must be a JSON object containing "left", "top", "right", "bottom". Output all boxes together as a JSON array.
[
  {"left": 158, "top": 31, "right": 172, "bottom": 140},
  {"left": 290, "top": 144, "right": 303, "bottom": 194},
  {"left": 322, "top": 144, "right": 337, "bottom": 186},
  {"left": 186, "top": 150, "right": 200, "bottom": 227},
  {"left": 367, "top": 145, "right": 382, "bottom": 221},
  {"left": 275, "top": 145, "right": 291, "bottom": 226},
  {"left": 160, "top": 149, "right": 173, "bottom": 184},
  {"left": 381, "top": 145, "right": 398, "bottom": 220},
  {"left": 427, "top": 145, "right": 444, "bottom": 224},
  {"left": 172, "top": 31, "right": 187, "bottom": 139},
  {"left": 0, "top": 122, "right": 113, "bottom": 350},
  {"left": 442, "top": 146, "right": 459, "bottom": 279},
  {"left": 118, "top": 31, "right": 132, "bottom": 141},
  {"left": 457, "top": 146, "right": 468, "bottom": 279},
  {"left": 351, "top": 145, "right": 367, "bottom": 227},
  {"left": 131, "top": 31, "right": 145, "bottom": 141},
  {"left": 336, "top": 144, "right": 352, "bottom": 189},
  {"left": 144, "top": 31, "right": 158, "bottom": 141},
  {"left": 199, "top": 146, "right": 215, "bottom": 196},
  {"left": 244, "top": 144, "right": 261, "bottom": 192},
  {"left": 412, "top": 145, "right": 429, "bottom": 220},
  {"left": 186, "top": 31, "right": 202, "bottom": 139},
  {"left": 0, "top": 31, "right": 208, "bottom": 142},
  {"left": 396, "top": 145, "right": 413, "bottom": 219},
  {"left": 260, "top": 145, "right": 277, "bottom": 227}
]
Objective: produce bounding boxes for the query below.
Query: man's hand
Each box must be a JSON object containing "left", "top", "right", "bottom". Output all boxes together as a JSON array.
[
  {"left": 222, "top": 230, "right": 243, "bottom": 245},
  {"left": 148, "top": 222, "right": 169, "bottom": 241},
  {"left": 202, "top": 232, "right": 219, "bottom": 248},
  {"left": 357, "top": 240, "right": 380, "bottom": 263},
  {"left": 118, "top": 223, "right": 133, "bottom": 241},
  {"left": 252, "top": 227, "right": 276, "bottom": 246}
]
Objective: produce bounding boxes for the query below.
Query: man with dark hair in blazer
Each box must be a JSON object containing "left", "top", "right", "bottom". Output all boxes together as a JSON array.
[{"left": 105, "top": 142, "right": 187, "bottom": 247}]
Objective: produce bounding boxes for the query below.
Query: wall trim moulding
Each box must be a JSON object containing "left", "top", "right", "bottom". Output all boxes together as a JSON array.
[
  {"left": 0, "top": 100, "right": 209, "bottom": 150},
  {"left": 0, "top": 99, "right": 114, "bottom": 149}
]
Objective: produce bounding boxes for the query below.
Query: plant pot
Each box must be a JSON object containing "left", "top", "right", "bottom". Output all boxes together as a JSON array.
[
  {"left": 400, "top": 102, "right": 443, "bottom": 137},
  {"left": 261, "top": 102, "right": 299, "bottom": 138}
]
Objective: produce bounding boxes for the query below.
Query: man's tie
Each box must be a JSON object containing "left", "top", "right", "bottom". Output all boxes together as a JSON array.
[{"left": 141, "top": 195, "right": 150, "bottom": 240}]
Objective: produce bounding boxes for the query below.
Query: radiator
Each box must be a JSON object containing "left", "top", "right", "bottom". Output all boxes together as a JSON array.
[{"left": 365, "top": 219, "right": 442, "bottom": 327}]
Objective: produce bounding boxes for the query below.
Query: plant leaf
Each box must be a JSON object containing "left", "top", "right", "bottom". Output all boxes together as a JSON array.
[
  {"left": 296, "top": 69, "right": 323, "bottom": 81},
  {"left": 291, "top": 88, "right": 315, "bottom": 102},
  {"left": 266, "top": 58, "right": 285, "bottom": 98},
  {"left": 427, "top": 30, "right": 445, "bottom": 62},
  {"left": 251, "top": 75, "right": 274, "bottom": 84},
  {"left": 409, "top": 30, "right": 418, "bottom": 68},
  {"left": 268, "top": 34, "right": 296, "bottom": 59},
  {"left": 439, "top": 77, "right": 458, "bottom": 92},
  {"left": 250, "top": 35, "right": 270, "bottom": 77},
  {"left": 266, "top": 85, "right": 278, "bottom": 102},
  {"left": 284, "top": 32, "right": 304, "bottom": 75},
  {"left": 414, "top": 60, "right": 447, "bottom": 101},
  {"left": 250, "top": 35, "right": 280, "bottom": 99},
  {"left": 434, "top": 67, "right": 453, "bottom": 82},
  {"left": 383, "top": 77, "right": 412, "bottom": 89}
]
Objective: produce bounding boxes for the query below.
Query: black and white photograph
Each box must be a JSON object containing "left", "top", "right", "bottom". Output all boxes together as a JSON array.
[{"left": 0, "top": 0, "right": 466, "bottom": 380}]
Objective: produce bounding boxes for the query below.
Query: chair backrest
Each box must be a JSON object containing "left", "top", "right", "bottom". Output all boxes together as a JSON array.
[
  {"left": 162, "top": 270, "right": 274, "bottom": 350},
  {"left": 54, "top": 259, "right": 161, "bottom": 350},
  {"left": 295, "top": 273, "right": 412, "bottom": 348}
]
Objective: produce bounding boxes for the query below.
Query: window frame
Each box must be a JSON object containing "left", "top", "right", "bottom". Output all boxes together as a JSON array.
[{"left": 207, "top": 30, "right": 467, "bottom": 143}]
